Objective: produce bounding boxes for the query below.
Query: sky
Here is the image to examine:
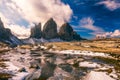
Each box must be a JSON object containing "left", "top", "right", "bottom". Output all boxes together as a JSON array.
[{"left": 0, "top": 0, "right": 120, "bottom": 39}]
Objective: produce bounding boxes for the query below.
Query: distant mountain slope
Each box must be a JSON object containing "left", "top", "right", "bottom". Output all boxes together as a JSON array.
[
  {"left": 0, "top": 17, "right": 85, "bottom": 45},
  {"left": 0, "top": 18, "right": 22, "bottom": 46}
]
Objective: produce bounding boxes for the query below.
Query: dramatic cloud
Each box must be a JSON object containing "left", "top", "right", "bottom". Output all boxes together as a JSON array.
[
  {"left": 0, "top": 14, "right": 31, "bottom": 39},
  {"left": 7, "top": 24, "right": 31, "bottom": 39},
  {"left": 0, "top": 0, "right": 73, "bottom": 38},
  {"left": 0, "top": 0, "right": 72, "bottom": 26},
  {"left": 96, "top": 30, "right": 120, "bottom": 38},
  {"left": 79, "top": 17, "right": 104, "bottom": 33},
  {"left": 97, "top": 0, "right": 120, "bottom": 11},
  {"left": 111, "top": 30, "right": 120, "bottom": 37},
  {"left": 0, "top": 13, "right": 9, "bottom": 26}
]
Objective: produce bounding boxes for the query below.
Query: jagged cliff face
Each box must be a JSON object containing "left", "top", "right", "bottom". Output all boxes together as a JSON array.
[
  {"left": 29, "top": 18, "right": 83, "bottom": 41},
  {"left": 72, "top": 31, "right": 82, "bottom": 41},
  {"left": 59, "top": 23, "right": 74, "bottom": 41},
  {"left": 0, "top": 18, "right": 22, "bottom": 46},
  {"left": 59, "top": 23, "right": 82, "bottom": 41},
  {"left": 0, "top": 19, "right": 10, "bottom": 40},
  {"left": 30, "top": 23, "right": 42, "bottom": 39},
  {"left": 42, "top": 18, "right": 58, "bottom": 39}
]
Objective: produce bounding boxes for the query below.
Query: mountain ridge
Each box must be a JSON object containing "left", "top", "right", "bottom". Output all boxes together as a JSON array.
[
  {"left": 0, "top": 17, "right": 85, "bottom": 45},
  {"left": 30, "top": 18, "right": 83, "bottom": 42},
  {"left": 0, "top": 18, "right": 23, "bottom": 46}
]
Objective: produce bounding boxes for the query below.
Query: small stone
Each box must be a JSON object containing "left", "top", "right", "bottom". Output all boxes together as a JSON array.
[
  {"left": 18, "top": 67, "right": 27, "bottom": 72},
  {"left": 58, "top": 64, "right": 73, "bottom": 73}
]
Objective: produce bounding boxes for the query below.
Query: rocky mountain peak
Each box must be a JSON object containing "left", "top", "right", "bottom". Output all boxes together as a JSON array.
[
  {"left": 0, "top": 17, "right": 2, "bottom": 23},
  {"left": 59, "top": 23, "right": 73, "bottom": 34},
  {"left": 30, "top": 23, "right": 42, "bottom": 39},
  {"left": 48, "top": 18, "right": 54, "bottom": 21},
  {"left": 29, "top": 18, "right": 83, "bottom": 42},
  {"left": 0, "top": 18, "right": 5, "bottom": 30},
  {"left": 42, "top": 18, "right": 58, "bottom": 39},
  {"left": 59, "top": 23, "right": 82, "bottom": 41},
  {"left": 0, "top": 18, "right": 22, "bottom": 46}
]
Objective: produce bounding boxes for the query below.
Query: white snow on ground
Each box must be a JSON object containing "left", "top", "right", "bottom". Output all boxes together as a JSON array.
[
  {"left": 23, "top": 38, "right": 63, "bottom": 44},
  {"left": 79, "top": 61, "right": 101, "bottom": 68},
  {"left": 0, "top": 62, "right": 19, "bottom": 75},
  {"left": 0, "top": 62, "right": 29, "bottom": 80},
  {"left": 4, "top": 62, "right": 29, "bottom": 80},
  {"left": 12, "top": 72, "right": 29, "bottom": 80},
  {"left": 5, "top": 62, "right": 19, "bottom": 71},
  {"left": 97, "top": 67, "right": 118, "bottom": 79},
  {"left": 40, "top": 46, "right": 47, "bottom": 50},
  {"left": 0, "top": 48, "right": 117, "bottom": 80},
  {"left": 84, "top": 71, "right": 115, "bottom": 80},
  {"left": 3, "top": 49, "right": 32, "bottom": 69},
  {"left": 52, "top": 50, "right": 117, "bottom": 80},
  {"left": 53, "top": 50, "right": 110, "bottom": 57},
  {"left": 0, "top": 49, "right": 32, "bottom": 80}
]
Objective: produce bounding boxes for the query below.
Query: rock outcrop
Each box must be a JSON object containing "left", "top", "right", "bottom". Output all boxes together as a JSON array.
[
  {"left": 30, "top": 23, "right": 42, "bottom": 39},
  {"left": 59, "top": 23, "right": 82, "bottom": 41},
  {"left": 29, "top": 18, "right": 84, "bottom": 42},
  {"left": 0, "top": 18, "right": 22, "bottom": 46},
  {"left": 42, "top": 18, "right": 58, "bottom": 39},
  {"left": 0, "top": 18, "right": 10, "bottom": 40},
  {"left": 72, "top": 31, "right": 82, "bottom": 41}
]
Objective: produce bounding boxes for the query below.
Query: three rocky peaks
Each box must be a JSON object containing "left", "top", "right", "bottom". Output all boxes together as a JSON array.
[
  {"left": 0, "top": 17, "right": 83, "bottom": 45},
  {"left": 30, "top": 18, "right": 82, "bottom": 41}
]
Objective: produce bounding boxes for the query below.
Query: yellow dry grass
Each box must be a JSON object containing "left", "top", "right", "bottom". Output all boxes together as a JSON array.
[{"left": 45, "top": 40, "right": 120, "bottom": 54}]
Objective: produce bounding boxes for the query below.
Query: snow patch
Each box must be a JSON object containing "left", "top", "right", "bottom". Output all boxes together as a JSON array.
[
  {"left": 55, "top": 50, "right": 110, "bottom": 57},
  {"left": 5, "top": 62, "right": 19, "bottom": 71},
  {"left": 84, "top": 71, "right": 115, "bottom": 80},
  {"left": 79, "top": 61, "right": 101, "bottom": 68},
  {"left": 12, "top": 72, "right": 29, "bottom": 80},
  {"left": 23, "top": 38, "right": 63, "bottom": 44}
]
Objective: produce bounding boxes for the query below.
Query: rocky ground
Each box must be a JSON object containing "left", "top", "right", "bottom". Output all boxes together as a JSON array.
[{"left": 0, "top": 42, "right": 119, "bottom": 80}]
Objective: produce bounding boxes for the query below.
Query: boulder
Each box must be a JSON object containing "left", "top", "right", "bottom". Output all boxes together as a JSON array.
[
  {"left": 18, "top": 67, "right": 27, "bottom": 72},
  {"left": 42, "top": 18, "right": 58, "bottom": 39},
  {"left": 48, "top": 67, "right": 75, "bottom": 80},
  {"left": 30, "top": 23, "right": 42, "bottom": 39},
  {"left": 24, "top": 69, "right": 41, "bottom": 80},
  {"left": 39, "top": 61, "right": 56, "bottom": 80}
]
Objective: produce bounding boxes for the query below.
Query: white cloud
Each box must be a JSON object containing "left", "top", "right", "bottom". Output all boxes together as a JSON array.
[
  {"left": 0, "top": 13, "right": 10, "bottom": 26},
  {"left": 0, "top": 13, "right": 31, "bottom": 39},
  {"left": 7, "top": 24, "right": 31, "bottom": 39},
  {"left": 79, "top": 17, "right": 104, "bottom": 33},
  {"left": 111, "top": 30, "right": 120, "bottom": 37},
  {"left": 0, "top": 0, "right": 73, "bottom": 38},
  {"left": 96, "top": 30, "right": 120, "bottom": 38},
  {"left": 97, "top": 0, "right": 120, "bottom": 11},
  {"left": 0, "top": 0, "right": 72, "bottom": 26}
]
